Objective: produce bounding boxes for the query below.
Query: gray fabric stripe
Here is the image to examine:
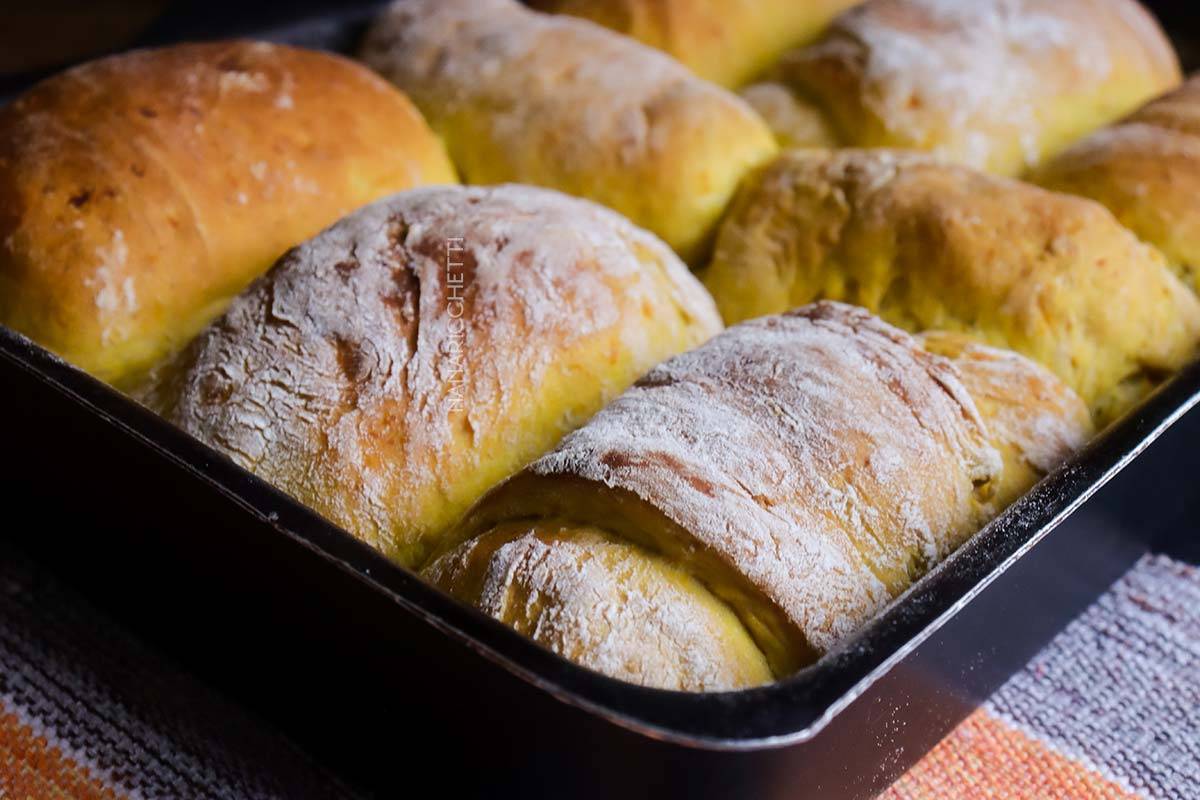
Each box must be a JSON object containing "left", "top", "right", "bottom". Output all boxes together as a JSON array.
[
  {"left": 987, "top": 554, "right": 1200, "bottom": 800},
  {"left": 0, "top": 540, "right": 361, "bottom": 800}
]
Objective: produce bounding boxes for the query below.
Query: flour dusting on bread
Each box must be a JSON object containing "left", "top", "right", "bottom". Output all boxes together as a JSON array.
[
  {"left": 527, "top": 302, "right": 1002, "bottom": 653},
  {"left": 137, "top": 184, "right": 720, "bottom": 566}
]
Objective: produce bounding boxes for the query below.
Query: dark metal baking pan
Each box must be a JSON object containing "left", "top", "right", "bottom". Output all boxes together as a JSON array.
[{"left": 3, "top": 2, "right": 1199, "bottom": 797}]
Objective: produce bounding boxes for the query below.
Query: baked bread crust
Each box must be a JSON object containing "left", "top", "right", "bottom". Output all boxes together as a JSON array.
[
  {"left": 442, "top": 303, "right": 1010, "bottom": 677},
  {"left": 743, "top": 0, "right": 1180, "bottom": 175},
  {"left": 526, "top": 0, "right": 860, "bottom": 88},
  {"left": 360, "top": 0, "right": 778, "bottom": 264},
  {"left": 1032, "top": 74, "right": 1200, "bottom": 292},
  {"left": 920, "top": 331, "right": 1093, "bottom": 508},
  {"left": 701, "top": 149, "right": 1200, "bottom": 417},
  {"left": 433, "top": 304, "right": 1091, "bottom": 690},
  {"left": 425, "top": 521, "right": 773, "bottom": 692},
  {"left": 137, "top": 185, "right": 722, "bottom": 567},
  {"left": 0, "top": 41, "right": 456, "bottom": 384}
]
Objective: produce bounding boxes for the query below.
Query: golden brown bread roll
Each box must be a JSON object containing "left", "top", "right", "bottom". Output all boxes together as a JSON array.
[
  {"left": 742, "top": 0, "right": 1181, "bottom": 175},
  {"left": 425, "top": 521, "right": 774, "bottom": 691},
  {"left": 428, "top": 302, "right": 1090, "bottom": 690},
  {"left": 0, "top": 41, "right": 457, "bottom": 385},
  {"left": 1032, "top": 74, "right": 1200, "bottom": 293},
  {"left": 920, "top": 331, "right": 1093, "bottom": 508},
  {"left": 136, "top": 184, "right": 722, "bottom": 568},
  {"left": 360, "top": 0, "right": 778, "bottom": 264},
  {"left": 700, "top": 149, "right": 1200, "bottom": 420},
  {"left": 526, "top": 0, "right": 862, "bottom": 88}
]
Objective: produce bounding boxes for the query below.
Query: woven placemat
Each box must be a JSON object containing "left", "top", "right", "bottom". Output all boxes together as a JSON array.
[
  {"left": 886, "top": 555, "right": 1200, "bottom": 799},
  {"left": 0, "top": 539, "right": 358, "bottom": 800},
  {"left": 1, "top": 539, "right": 1196, "bottom": 799}
]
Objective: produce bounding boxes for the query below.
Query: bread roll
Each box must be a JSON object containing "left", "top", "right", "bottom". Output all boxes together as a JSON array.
[
  {"left": 700, "top": 149, "right": 1200, "bottom": 419},
  {"left": 0, "top": 41, "right": 456, "bottom": 385},
  {"left": 425, "top": 521, "right": 774, "bottom": 692},
  {"left": 742, "top": 0, "right": 1180, "bottom": 175},
  {"left": 428, "top": 303, "right": 1090, "bottom": 690},
  {"left": 136, "top": 185, "right": 722, "bottom": 568},
  {"left": 360, "top": 0, "right": 778, "bottom": 264},
  {"left": 920, "top": 331, "right": 1092, "bottom": 508},
  {"left": 526, "top": 0, "right": 862, "bottom": 88},
  {"left": 1032, "top": 74, "right": 1200, "bottom": 293}
]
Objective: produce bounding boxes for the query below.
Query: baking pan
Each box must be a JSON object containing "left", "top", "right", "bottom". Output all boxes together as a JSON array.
[{"left": 3, "top": 3, "right": 1200, "bottom": 798}]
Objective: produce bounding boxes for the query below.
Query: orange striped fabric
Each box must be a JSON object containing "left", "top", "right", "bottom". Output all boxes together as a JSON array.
[
  {"left": 0, "top": 539, "right": 359, "bottom": 799},
  {"left": 0, "top": 691, "right": 1141, "bottom": 800},
  {"left": 1, "top": 540, "right": 1195, "bottom": 798},
  {"left": 0, "top": 708, "right": 125, "bottom": 800},
  {"left": 884, "top": 709, "right": 1140, "bottom": 800}
]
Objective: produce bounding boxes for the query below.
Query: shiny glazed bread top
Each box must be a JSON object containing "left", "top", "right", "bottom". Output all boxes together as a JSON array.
[{"left": 0, "top": 40, "right": 457, "bottom": 385}]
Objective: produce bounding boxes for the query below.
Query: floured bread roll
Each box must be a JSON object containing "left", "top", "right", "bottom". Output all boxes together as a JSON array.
[
  {"left": 426, "top": 521, "right": 774, "bottom": 692},
  {"left": 360, "top": 0, "right": 778, "bottom": 263},
  {"left": 742, "top": 0, "right": 1180, "bottom": 175},
  {"left": 0, "top": 41, "right": 456, "bottom": 385},
  {"left": 920, "top": 332, "right": 1092, "bottom": 508},
  {"left": 1032, "top": 74, "right": 1200, "bottom": 293},
  {"left": 428, "top": 303, "right": 1091, "bottom": 691},
  {"left": 137, "top": 185, "right": 722, "bottom": 568},
  {"left": 701, "top": 149, "right": 1200, "bottom": 420},
  {"left": 526, "top": 0, "right": 862, "bottom": 88}
]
